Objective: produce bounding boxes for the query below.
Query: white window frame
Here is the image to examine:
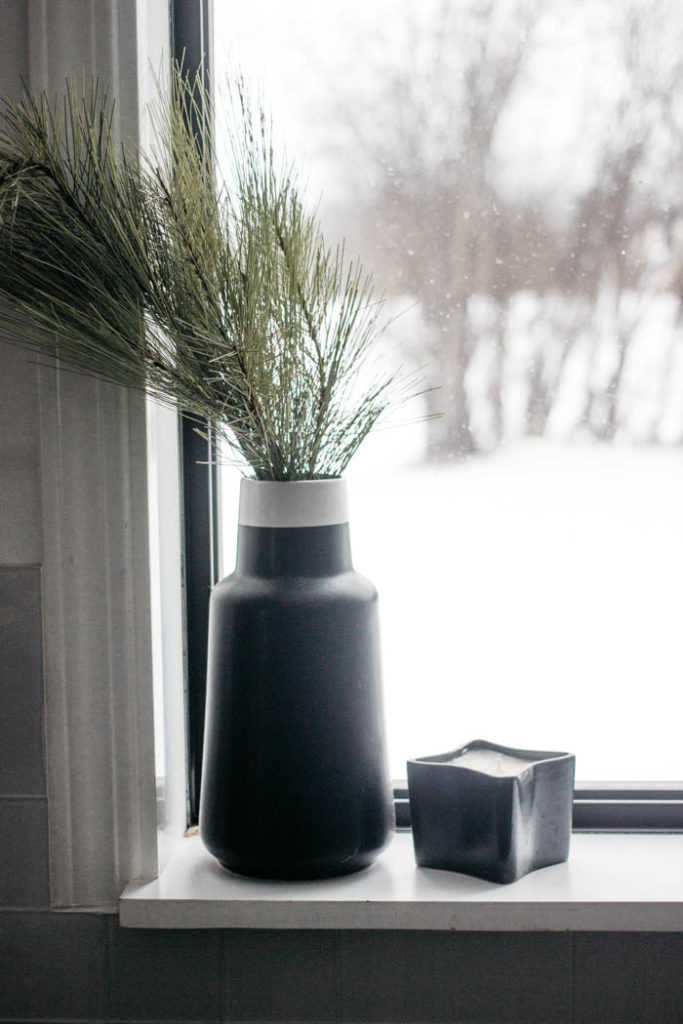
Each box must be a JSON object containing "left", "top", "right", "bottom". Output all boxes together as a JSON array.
[{"left": 1, "top": 0, "right": 171, "bottom": 911}]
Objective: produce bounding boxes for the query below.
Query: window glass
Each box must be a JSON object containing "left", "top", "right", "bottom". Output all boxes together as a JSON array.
[{"left": 213, "top": 0, "right": 683, "bottom": 781}]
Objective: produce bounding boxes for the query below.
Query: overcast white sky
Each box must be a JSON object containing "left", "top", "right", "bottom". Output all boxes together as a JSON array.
[{"left": 213, "top": 0, "right": 679, "bottom": 209}]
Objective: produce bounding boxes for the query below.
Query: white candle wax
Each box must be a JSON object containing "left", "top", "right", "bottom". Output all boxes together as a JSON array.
[{"left": 447, "top": 748, "right": 537, "bottom": 777}]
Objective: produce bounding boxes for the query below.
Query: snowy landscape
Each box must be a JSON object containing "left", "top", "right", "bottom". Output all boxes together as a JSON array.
[
  {"left": 213, "top": 0, "right": 683, "bottom": 783},
  {"left": 220, "top": 437, "right": 683, "bottom": 783}
]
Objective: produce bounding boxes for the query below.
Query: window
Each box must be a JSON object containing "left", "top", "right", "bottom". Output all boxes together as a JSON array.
[
  {"left": 5, "top": 0, "right": 677, "bottom": 926},
  {"left": 175, "top": 0, "right": 683, "bottom": 825}
]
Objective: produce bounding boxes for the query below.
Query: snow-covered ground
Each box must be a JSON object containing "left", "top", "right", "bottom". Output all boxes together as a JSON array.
[{"left": 219, "top": 437, "right": 683, "bottom": 783}]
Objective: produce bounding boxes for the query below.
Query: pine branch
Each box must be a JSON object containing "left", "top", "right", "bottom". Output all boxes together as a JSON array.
[
  {"left": 0, "top": 68, "right": 413, "bottom": 481},
  {"left": 152, "top": 162, "right": 272, "bottom": 446}
]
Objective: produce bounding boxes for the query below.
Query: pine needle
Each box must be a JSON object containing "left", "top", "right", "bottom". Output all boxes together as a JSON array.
[{"left": 0, "top": 68, "right": 413, "bottom": 480}]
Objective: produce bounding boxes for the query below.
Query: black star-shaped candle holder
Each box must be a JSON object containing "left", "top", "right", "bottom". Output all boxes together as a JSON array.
[{"left": 407, "top": 739, "right": 575, "bottom": 884}]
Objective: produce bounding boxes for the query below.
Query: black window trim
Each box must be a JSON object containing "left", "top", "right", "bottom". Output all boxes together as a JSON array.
[
  {"left": 176, "top": 0, "right": 682, "bottom": 835},
  {"left": 394, "top": 783, "right": 683, "bottom": 832},
  {"left": 172, "top": 0, "right": 217, "bottom": 827}
]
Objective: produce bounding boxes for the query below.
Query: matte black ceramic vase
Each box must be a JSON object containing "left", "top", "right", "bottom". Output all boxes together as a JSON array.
[{"left": 199, "top": 478, "right": 394, "bottom": 879}]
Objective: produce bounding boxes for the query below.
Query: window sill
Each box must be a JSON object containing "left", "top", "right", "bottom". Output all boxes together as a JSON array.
[{"left": 119, "top": 830, "right": 683, "bottom": 930}]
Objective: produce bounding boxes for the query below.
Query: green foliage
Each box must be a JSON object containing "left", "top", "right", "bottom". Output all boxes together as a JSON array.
[{"left": 0, "top": 70, "right": 408, "bottom": 479}]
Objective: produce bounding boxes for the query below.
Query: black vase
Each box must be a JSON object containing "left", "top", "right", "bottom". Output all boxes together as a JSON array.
[{"left": 199, "top": 478, "right": 394, "bottom": 879}]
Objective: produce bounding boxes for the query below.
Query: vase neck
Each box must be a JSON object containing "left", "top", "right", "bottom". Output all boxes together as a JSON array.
[
  {"left": 236, "top": 524, "right": 353, "bottom": 577},
  {"left": 238, "top": 478, "right": 349, "bottom": 528}
]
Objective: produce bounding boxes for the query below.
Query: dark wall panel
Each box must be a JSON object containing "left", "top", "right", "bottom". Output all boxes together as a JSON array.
[
  {"left": 0, "top": 912, "right": 107, "bottom": 1020},
  {"left": 0, "top": 919, "right": 682, "bottom": 1021},
  {"left": 0, "top": 566, "right": 45, "bottom": 796}
]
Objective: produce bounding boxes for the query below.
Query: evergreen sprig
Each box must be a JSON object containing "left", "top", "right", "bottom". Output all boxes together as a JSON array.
[{"left": 0, "top": 69, "right": 409, "bottom": 479}]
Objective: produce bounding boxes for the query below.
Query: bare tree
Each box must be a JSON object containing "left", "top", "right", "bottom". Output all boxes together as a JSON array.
[
  {"left": 312, "top": 0, "right": 683, "bottom": 455},
  {"left": 324, "top": 0, "right": 539, "bottom": 459},
  {"left": 570, "top": 0, "right": 683, "bottom": 441}
]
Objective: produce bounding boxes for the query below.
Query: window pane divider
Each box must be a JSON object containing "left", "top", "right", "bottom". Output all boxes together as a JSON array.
[{"left": 393, "top": 783, "right": 683, "bottom": 832}]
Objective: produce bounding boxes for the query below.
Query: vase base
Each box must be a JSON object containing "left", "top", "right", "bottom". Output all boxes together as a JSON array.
[{"left": 217, "top": 853, "right": 378, "bottom": 881}]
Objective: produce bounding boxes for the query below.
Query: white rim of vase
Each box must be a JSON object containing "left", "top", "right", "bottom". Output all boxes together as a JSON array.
[{"left": 238, "top": 478, "right": 350, "bottom": 528}]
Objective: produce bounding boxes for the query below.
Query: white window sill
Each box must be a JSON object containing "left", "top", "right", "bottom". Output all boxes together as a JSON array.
[{"left": 119, "top": 830, "right": 683, "bottom": 930}]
